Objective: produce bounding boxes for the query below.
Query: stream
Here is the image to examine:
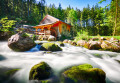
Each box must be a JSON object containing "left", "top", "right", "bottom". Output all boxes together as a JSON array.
[{"left": 0, "top": 41, "right": 120, "bottom": 83}]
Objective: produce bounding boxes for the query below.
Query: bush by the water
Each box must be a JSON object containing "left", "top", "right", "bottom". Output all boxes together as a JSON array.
[{"left": 62, "top": 64, "right": 106, "bottom": 83}]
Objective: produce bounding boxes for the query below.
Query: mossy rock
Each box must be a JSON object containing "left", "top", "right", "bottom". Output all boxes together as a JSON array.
[
  {"left": 5, "top": 69, "right": 20, "bottom": 76},
  {"left": 29, "top": 62, "right": 52, "bottom": 80},
  {"left": 57, "top": 41, "right": 64, "bottom": 46},
  {"left": 62, "top": 64, "right": 106, "bottom": 83},
  {"left": 40, "top": 43, "right": 62, "bottom": 51}
]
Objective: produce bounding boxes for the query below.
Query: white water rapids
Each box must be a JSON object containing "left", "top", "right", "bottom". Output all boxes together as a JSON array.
[{"left": 0, "top": 41, "right": 120, "bottom": 83}]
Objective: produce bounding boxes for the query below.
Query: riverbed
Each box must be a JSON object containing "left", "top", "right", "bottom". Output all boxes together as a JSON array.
[{"left": 0, "top": 41, "right": 120, "bottom": 83}]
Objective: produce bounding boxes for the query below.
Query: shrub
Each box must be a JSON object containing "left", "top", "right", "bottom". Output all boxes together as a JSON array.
[
  {"left": 0, "top": 17, "right": 16, "bottom": 32},
  {"left": 75, "top": 31, "right": 91, "bottom": 42}
]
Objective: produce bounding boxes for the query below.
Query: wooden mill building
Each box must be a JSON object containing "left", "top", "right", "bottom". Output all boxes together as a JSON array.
[{"left": 33, "top": 15, "right": 71, "bottom": 38}]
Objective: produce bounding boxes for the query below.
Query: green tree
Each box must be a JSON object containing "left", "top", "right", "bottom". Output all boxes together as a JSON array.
[
  {"left": 67, "top": 9, "right": 78, "bottom": 37},
  {"left": 0, "top": 17, "right": 16, "bottom": 32}
]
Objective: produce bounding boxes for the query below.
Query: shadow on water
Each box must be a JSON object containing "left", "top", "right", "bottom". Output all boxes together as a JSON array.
[
  {"left": 26, "top": 44, "right": 41, "bottom": 52},
  {"left": 0, "top": 55, "right": 6, "bottom": 61},
  {"left": 0, "top": 67, "right": 20, "bottom": 83}
]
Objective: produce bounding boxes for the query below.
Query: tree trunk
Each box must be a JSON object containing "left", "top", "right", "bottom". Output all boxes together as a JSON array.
[
  {"left": 21, "top": 0, "right": 23, "bottom": 18},
  {"left": 27, "top": 0, "right": 29, "bottom": 18},
  {"left": 13, "top": 0, "right": 14, "bottom": 15},
  {"left": 113, "top": 0, "right": 118, "bottom": 36},
  {"left": 41, "top": 1, "right": 43, "bottom": 20}
]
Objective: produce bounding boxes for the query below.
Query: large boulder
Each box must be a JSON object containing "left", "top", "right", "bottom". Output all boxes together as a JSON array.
[
  {"left": 8, "top": 32, "right": 36, "bottom": 51},
  {"left": 62, "top": 64, "right": 106, "bottom": 83},
  {"left": 29, "top": 62, "right": 52, "bottom": 80},
  {"left": 77, "top": 40, "right": 87, "bottom": 46},
  {"left": 48, "top": 35, "right": 56, "bottom": 41},
  {"left": 88, "top": 40, "right": 101, "bottom": 50},
  {"left": 40, "top": 43, "right": 62, "bottom": 51}
]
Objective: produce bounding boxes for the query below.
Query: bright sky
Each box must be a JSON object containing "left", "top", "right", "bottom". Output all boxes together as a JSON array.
[{"left": 37, "top": 0, "right": 111, "bottom": 10}]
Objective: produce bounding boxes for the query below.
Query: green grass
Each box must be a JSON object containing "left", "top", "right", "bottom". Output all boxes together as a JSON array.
[{"left": 90, "top": 36, "right": 120, "bottom": 40}]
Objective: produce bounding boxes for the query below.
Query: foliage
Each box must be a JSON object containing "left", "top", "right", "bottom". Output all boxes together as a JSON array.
[
  {"left": 60, "top": 25, "right": 72, "bottom": 40},
  {"left": 0, "top": 17, "right": 16, "bottom": 32},
  {"left": 21, "top": 33, "right": 29, "bottom": 37},
  {"left": 1, "top": 0, "right": 120, "bottom": 37},
  {"left": 75, "top": 31, "right": 91, "bottom": 41}
]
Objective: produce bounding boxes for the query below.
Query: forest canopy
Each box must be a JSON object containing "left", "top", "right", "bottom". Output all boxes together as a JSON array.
[{"left": 0, "top": 0, "right": 120, "bottom": 36}]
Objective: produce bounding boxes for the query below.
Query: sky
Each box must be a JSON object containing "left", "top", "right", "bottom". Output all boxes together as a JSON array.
[{"left": 38, "top": 0, "right": 111, "bottom": 10}]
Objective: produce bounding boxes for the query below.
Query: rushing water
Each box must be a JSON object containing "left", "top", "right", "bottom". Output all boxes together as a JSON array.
[{"left": 0, "top": 41, "right": 120, "bottom": 83}]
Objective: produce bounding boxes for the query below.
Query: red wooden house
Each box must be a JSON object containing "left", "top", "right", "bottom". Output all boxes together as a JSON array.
[{"left": 33, "top": 15, "right": 71, "bottom": 38}]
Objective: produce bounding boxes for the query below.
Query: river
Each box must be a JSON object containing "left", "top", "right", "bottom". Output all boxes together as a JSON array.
[{"left": 0, "top": 41, "right": 120, "bottom": 83}]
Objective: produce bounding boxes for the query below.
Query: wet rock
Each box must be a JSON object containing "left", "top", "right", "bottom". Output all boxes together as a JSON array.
[
  {"left": 63, "top": 39, "right": 69, "bottom": 43},
  {"left": 101, "top": 41, "right": 120, "bottom": 52},
  {"left": 88, "top": 41, "right": 101, "bottom": 50},
  {"left": 40, "top": 43, "right": 62, "bottom": 51},
  {"left": 8, "top": 32, "right": 36, "bottom": 51},
  {"left": 68, "top": 40, "right": 72, "bottom": 44},
  {"left": 38, "top": 35, "right": 43, "bottom": 40},
  {"left": 62, "top": 64, "right": 106, "bottom": 83},
  {"left": 71, "top": 42, "right": 77, "bottom": 46},
  {"left": 110, "top": 37, "right": 119, "bottom": 42},
  {"left": 29, "top": 62, "right": 52, "bottom": 80},
  {"left": 100, "top": 37, "right": 107, "bottom": 41},
  {"left": 48, "top": 35, "right": 56, "bottom": 41},
  {"left": 90, "top": 37, "right": 99, "bottom": 41},
  {"left": 77, "top": 40, "right": 87, "bottom": 46},
  {"left": 42, "top": 35, "right": 48, "bottom": 40}
]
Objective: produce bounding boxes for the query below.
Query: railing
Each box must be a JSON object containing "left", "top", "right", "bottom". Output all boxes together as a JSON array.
[{"left": 35, "top": 30, "right": 51, "bottom": 35}]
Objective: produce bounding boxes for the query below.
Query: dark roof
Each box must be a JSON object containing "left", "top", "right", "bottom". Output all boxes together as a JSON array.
[{"left": 40, "top": 15, "right": 59, "bottom": 25}]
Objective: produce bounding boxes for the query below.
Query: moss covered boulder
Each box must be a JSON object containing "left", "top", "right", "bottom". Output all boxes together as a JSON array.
[
  {"left": 29, "top": 62, "right": 52, "bottom": 80},
  {"left": 40, "top": 43, "right": 62, "bottom": 51},
  {"left": 62, "top": 64, "right": 106, "bottom": 83}
]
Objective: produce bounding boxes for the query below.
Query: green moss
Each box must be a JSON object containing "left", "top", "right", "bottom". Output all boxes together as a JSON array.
[
  {"left": 5, "top": 69, "right": 20, "bottom": 76},
  {"left": 40, "top": 43, "right": 62, "bottom": 51},
  {"left": 63, "top": 64, "right": 106, "bottom": 83},
  {"left": 41, "top": 80, "right": 50, "bottom": 83},
  {"left": 93, "top": 54, "right": 102, "bottom": 58},
  {"left": 21, "top": 33, "right": 29, "bottom": 37},
  {"left": 29, "top": 62, "right": 51, "bottom": 80}
]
